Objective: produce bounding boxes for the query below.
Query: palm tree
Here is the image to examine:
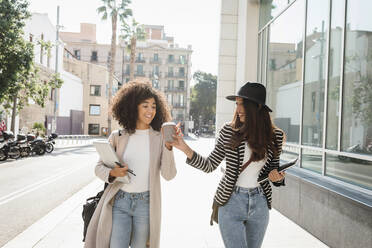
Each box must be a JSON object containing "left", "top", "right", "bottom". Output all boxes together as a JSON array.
[
  {"left": 120, "top": 18, "right": 146, "bottom": 80},
  {"left": 97, "top": 0, "right": 132, "bottom": 135}
]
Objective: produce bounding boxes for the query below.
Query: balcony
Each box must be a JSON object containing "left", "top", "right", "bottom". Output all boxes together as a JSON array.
[
  {"left": 149, "top": 71, "right": 162, "bottom": 78},
  {"left": 166, "top": 72, "right": 176, "bottom": 78},
  {"left": 172, "top": 102, "right": 186, "bottom": 108},
  {"left": 177, "top": 59, "right": 188, "bottom": 64},
  {"left": 135, "top": 57, "right": 146, "bottom": 63},
  {"left": 134, "top": 71, "right": 146, "bottom": 77},
  {"left": 164, "top": 87, "right": 186, "bottom": 92},
  {"left": 150, "top": 58, "right": 162, "bottom": 64}
]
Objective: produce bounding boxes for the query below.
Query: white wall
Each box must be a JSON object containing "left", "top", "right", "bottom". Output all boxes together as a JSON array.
[
  {"left": 59, "top": 71, "right": 83, "bottom": 117},
  {"left": 23, "top": 13, "right": 64, "bottom": 72}
]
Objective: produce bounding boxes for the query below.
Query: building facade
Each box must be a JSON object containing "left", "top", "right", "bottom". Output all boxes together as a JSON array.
[
  {"left": 60, "top": 24, "right": 192, "bottom": 134},
  {"left": 217, "top": 0, "right": 371, "bottom": 247},
  {"left": 63, "top": 50, "right": 121, "bottom": 136},
  {"left": 13, "top": 13, "right": 84, "bottom": 135}
]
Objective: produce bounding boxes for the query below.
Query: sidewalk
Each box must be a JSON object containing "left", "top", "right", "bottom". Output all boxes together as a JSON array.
[{"left": 3, "top": 138, "right": 329, "bottom": 248}]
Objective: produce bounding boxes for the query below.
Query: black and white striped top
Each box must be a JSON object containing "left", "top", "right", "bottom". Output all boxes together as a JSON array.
[{"left": 187, "top": 123, "right": 285, "bottom": 209}]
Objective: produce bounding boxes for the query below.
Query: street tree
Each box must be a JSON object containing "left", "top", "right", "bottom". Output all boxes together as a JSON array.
[
  {"left": 0, "top": 0, "right": 64, "bottom": 132},
  {"left": 97, "top": 0, "right": 132, "bottom": 135},
  {"left": 0, "top": 0, "right": 33, "bottom": 99},
  {"left": 120, "top": 18, "right": 146, "bottom": 80},
  {"left": 190, "top": 71, "right": 217, "bottom": 132}
]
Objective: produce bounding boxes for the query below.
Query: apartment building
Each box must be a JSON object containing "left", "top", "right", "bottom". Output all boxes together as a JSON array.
[
  {"left": 63, "top": 50, "right": 121, "bottom": 136},
  {"left": 60, "top": 24, "right": 192, "bottom": 134}
]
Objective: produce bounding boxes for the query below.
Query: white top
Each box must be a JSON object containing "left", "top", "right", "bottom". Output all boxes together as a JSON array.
[
  {"left": 120, "top": 129, "right": 150, "bottom": 193},
  {"left": 236, "top": 142, "right": 267, "bottom": 188}
]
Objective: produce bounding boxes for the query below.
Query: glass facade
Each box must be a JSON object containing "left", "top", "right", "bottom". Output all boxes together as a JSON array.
[
  {"left": 266, "top": 0, "right": 304, "bottom": 144},
  {"left": 259, "top": 0, "right": 372, "bottom": 189}
]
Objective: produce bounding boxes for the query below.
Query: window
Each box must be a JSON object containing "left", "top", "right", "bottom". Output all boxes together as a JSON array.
[
  {"left": 74, "top": 49, "right": 81, "bottom": 60},
  {"left": 180, "top": 94, "right": 184, "bottom": 106},
  {"left": 179, "top": 80, "right": 185, "bottom": 89},
  {"left": 167, "top": 94, "right": 173, "bottom": 105},
  {"left": 179, "top": 67, "right": 185, "bottom": 77},
  {"left": 154, "top": 53, "right": 159, "bottom": 61},
  {"left": 168, "top": 54, "right": 174, "bottom": 62},
  {"left": 89, "top": 104, "right": 101, "bottom": 116},
  {"left": 266, "top": 0, "right": 304, "bottom": 145},
  {"left": 50, "top": 87, "right": 55, "bottom": 101},
  {"left": 88, "top": 124, "right": 100, "bottom": 135},
  {"left": 154, "top": 65, "right": 159, "bottom": 76},
  {"left": 91, "top": 51, "right": 98, "bottom": 62},
  {"left": 90, "top": 85, "right": 101, "bottom": 96},
  {"left": 168, "top": 67, "right": 174, "bottom": 76},
  {"left": 167, "top": 80, "right": 174, "bottom": 89},
  {"left": 136, "top": 65, "right": 144, "bottom": 75},
  {"left": 179, "top": 55, "right": 186, "bottom": 64},
  {"left": 302, "top": 0, "right": 329, "bottom": 148}
]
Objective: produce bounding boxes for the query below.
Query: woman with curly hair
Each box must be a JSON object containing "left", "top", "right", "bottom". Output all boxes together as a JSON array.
[{"left": 84, "top": 80, "right": 177, "bottom": 248}]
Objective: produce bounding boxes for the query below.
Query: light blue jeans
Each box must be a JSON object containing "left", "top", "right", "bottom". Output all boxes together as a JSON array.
[
  {"left": 110, "top": 190, "right": 150, "bottom": 248},
  {"left": 218, "top": 186, "right": 269, "bottom": 248}
]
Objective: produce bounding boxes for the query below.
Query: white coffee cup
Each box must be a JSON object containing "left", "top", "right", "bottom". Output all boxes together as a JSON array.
[{"left": 162, "top": 122, "right": 176, "bottom": 143}]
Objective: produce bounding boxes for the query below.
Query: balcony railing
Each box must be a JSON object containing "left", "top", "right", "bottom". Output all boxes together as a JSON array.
[
  {"left": 172, "top": 103, "right": 186, "bottom": 108},
  {"left": 134, "top": 71, "right": 145, "bottom": 77},
  {"left": 164, "top": 87, "right": 186, "bottom": 92},
  {"left": 150, "top": 58, "right": 162, "bottom": 64},
  {"left": 135, "top": 58, "right": 146, "bottom": 63},
  {"left": 149, "top": 71, "right": 162, "bottom": 78},
  {"left": 177, "top": 59, "right": 188, "bottom": 64}
]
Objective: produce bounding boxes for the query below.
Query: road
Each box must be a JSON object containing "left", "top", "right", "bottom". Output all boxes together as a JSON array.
[{"left": 0, "top": 146, "right": 99, "bottom": 247}]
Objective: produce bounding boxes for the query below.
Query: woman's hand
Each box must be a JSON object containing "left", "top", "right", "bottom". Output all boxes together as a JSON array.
[
  {"left": 166, "top": 123, "right": 194, "bottom": 159},
  {"left": 268, "top": 169, "right": 285, "bottom": 182},
  {"left": 109, "top": 164, "right": 129, "bottom": 177}
]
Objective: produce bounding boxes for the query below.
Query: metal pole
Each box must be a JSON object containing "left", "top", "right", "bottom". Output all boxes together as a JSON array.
[{"left": 53, "top": 5, "right": 60, "bottom": 133}]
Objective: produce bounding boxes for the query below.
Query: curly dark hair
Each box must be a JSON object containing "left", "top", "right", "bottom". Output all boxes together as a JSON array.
[{"left": 111, "top": 80, "right": 171, "bottom": 134}]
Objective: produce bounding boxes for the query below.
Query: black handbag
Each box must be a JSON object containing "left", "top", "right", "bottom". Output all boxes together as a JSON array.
[{"left": 82, "top": 184, "right": 107, "bottom": 242}]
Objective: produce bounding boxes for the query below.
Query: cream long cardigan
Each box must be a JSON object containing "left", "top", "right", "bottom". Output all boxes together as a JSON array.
[{"left": 84, "top": 128, "right": 177, "bottom": 248}]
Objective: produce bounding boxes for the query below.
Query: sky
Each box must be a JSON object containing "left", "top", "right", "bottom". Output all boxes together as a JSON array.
[{"left": 28, "top": 0, "right": 221, "bottom": 77}]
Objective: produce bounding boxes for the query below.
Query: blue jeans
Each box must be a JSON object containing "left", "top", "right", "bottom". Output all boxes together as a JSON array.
[
  {"left": 218, "top": 186, "right": 269, "bottom": 248},
  {"left": 110, "top": 190, "right": 150, "bottom": 248}
]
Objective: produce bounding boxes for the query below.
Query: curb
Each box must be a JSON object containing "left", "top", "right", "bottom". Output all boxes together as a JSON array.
[{"left": 3, "top": 179, "right": 102, "bottom": 248}]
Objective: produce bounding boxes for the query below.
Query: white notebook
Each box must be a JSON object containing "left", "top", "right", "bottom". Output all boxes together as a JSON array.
[{"left": 93, "top": 141, "right": 130, "bottom": 183}]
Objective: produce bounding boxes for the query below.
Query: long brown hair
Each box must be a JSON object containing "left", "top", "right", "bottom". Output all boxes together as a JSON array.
[{"left": 230, "top": 99, "right": 279, "bottom": 161}]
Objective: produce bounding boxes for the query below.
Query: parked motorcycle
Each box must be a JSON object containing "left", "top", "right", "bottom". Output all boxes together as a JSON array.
[
  {"left": 28, "top": 134, "right": 47, "bottom": 156},
  {"left": 15, "top": 134, "right": 31, "bottom": 158},
  {"left": 0, "top": 131, "right": 21, "bottom": 161},
  {"left": 44, "top": 133, "right": 58, "bottom": 153}
]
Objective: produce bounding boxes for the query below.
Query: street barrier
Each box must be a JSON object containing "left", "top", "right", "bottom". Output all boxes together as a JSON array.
[{"left": 55, "top": 135, "right": 102, "bottom": 148}]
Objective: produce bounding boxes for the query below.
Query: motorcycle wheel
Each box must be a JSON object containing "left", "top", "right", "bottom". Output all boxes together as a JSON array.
[
  {"left": 36, "top": 147, "right": 46, "bottom": 156},
  {"left": 45, "top": 143, "right": 54, "bottom": 153},
  {"left": 21, "top": 147, "right": 31, "bottom": 157},
  {"left": 0, "top": 150, "right": 7, "bottom": 161},
  {"left": 9, "top": 149, "right": 21, "bottom": 159}
]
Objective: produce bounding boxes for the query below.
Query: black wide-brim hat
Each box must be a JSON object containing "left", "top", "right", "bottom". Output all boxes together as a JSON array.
[{"left": 226, "top": 82, "right": 272, "bottom": 112}]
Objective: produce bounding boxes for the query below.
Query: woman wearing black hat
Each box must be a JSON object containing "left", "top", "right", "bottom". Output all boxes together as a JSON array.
[{"left": 169, "top": 82, "right": 286, "bottom": 248}]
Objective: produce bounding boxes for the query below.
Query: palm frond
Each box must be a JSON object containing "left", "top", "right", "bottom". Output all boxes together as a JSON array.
[{"left": 97, "top": 6, "right": 107, "bottom": 15}]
